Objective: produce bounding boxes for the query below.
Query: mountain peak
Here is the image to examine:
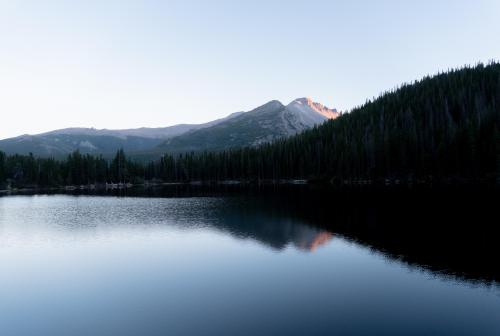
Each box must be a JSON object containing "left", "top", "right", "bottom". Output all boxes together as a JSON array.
[
  {"left": 291, "top": 97, "right": 315, "bottom": 105},
  {"left": 263, "top": 100, "right": 285, "bottom": 108},
  {"left": 288, "top": 97, "right": 339, "bottom": 120}
]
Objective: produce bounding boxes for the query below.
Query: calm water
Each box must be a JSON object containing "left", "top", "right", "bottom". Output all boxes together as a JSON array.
[{"left": 0, "top": 188, "right": 499, "bottom": 335}]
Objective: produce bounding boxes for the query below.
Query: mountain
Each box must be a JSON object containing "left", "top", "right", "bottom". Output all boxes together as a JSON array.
[
  {"left": 0, "top": 98, "right": 337, "bottom": 158},
  {"left": 0, "top": 133, "right": 163, "bottom": 158},
  {"left": 155, "top": 98, "right": 339, "bottom": 154},
  {"left": 0, "top": 112, "right": 244, "bottom": 158},
  {"left": 146, "top": 63, "right": 499, "bottom": 183},
  {"left": 2, "top": 63, "right": 498, "bottom": 187}
]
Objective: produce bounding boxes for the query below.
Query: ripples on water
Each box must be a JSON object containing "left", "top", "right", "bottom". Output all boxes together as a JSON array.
[{"left": 0, "top": 187, "right": 499, "bottom": 336}]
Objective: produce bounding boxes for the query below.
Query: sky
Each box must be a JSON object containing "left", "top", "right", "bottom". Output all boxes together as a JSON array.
[{"left": 0, "top": 0, "right": 499, "bottom": 139}]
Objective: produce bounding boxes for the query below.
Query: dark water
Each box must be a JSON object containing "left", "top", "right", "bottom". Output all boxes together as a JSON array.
[{"left": 0, "top": 187, "right": 499, "bottom": 336}]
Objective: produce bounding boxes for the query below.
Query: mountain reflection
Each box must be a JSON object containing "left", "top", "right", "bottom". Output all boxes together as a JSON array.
[
  {"left": 162, "top": 185, "right": 500, "bottom": 284},
  {"left": 25, "top": 185, "right": 500, "bottom": 284},
  {"left": 208, "top": 198, "right": 334, "bottom": 252},
  {"left": 299, "top": 232, "right": 333, "bottom": 251},
  {"left": 219, "top": 185, "right": 499, "bottom": 285}
]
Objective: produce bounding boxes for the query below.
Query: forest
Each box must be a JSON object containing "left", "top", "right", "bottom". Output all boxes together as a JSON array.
[{"left": 1, "top": 62, "right": 499, "bottom": 188}]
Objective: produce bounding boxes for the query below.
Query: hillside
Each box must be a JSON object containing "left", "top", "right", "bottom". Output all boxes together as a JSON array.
[
  {"left": 0, "top": 112, "right": 243, "bottom": 158},
  {"left": 0, "top": 97, "right": 337, "bottom": 159},
  {"left": 1, "top": 63, "right": 498, "bottom": 187},
  {"left": 151, "top": 63, "right": 500, "bottom": 183},
  {"left": 155, "top": 98, "right": 339, "bottom": 154}
]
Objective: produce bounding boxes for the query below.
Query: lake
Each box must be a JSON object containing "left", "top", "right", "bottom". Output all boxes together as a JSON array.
[{"left": 0, "top": 187, "right": 499, "bottom": 336}]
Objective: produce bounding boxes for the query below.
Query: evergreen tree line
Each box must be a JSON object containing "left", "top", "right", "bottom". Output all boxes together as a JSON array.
[
  {"left": 0, "top": 149, "right": 145, "bottom": 187},
  {"left": 146, "top": 62, "right": 500, "bottom": 183},
  {"left": 1, "top": 62, "right": 499, "bottom": 188}
]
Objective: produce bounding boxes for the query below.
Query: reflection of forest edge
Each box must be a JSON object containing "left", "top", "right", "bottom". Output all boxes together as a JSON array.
[
  {"left": 238, "top": 185, "right": 500, "bottom": 285},
  {"left": 5, "top": 185, "right": 499, "bottom": 284}
]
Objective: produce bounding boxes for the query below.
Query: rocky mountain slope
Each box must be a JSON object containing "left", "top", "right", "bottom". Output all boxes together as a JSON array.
[
  {"left": 155, "top": 98, "right": 339, "bottom": 154},
  {"left": 0, "top": 98, "right": 338, "bottom": 158},
  {"left": 0, "top": 112, "right": 243, "bottom": 157}
]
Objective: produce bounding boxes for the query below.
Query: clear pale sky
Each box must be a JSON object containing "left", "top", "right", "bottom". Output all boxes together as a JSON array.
[{"left": 0, "top": 0, "right": 499, "bottom": 139}]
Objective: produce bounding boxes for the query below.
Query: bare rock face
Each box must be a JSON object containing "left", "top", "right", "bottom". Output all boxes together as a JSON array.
[
  {"left": 0, "top": 97, "right": 340, "bottom": 158},
  {"left": 281, "top": 97, "right": 340, "bottom": 135},
  {"left": 157, "top": 98, "right": 340, "bottom": 154},
  {"left": 288, "top": 97, "right": 339, "bottom": 120}
]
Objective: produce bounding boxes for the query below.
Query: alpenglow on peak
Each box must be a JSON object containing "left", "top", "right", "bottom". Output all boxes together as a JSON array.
[{"left": 289, "top": 97, "right": 340, "bottom": 120}]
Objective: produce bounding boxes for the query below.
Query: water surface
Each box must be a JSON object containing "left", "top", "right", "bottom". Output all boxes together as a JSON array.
[{"left": 0, "top": 188, "right": 499, "bottom": 335}]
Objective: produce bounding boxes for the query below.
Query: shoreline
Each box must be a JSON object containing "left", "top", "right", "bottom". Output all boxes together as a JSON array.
[{"left": 1, "top": 178, "right": 498, "bottom": 196}]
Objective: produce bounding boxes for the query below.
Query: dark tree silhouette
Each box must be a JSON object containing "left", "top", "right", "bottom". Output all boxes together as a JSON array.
[{"left": 1, "top": 63, "right": 499, "bottom": 188}]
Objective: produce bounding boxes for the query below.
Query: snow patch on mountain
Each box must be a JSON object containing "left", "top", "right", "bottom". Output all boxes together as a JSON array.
[
  {"left": 286, "top": 98, "right": 339, "bottom": 124},
  {"left": 79, "top": 140, "right": 98, "bottom": 150},
  {"left": 280, "top": 97, "right": 340, "bottom": 135}
]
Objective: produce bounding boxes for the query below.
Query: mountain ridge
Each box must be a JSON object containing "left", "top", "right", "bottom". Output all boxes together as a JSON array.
[
  {"left": 0, "top": 98, "right": 339, "bottom": 158},
  {"left": 154, "top": 97, "right": 339, "bottom": 155}
]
